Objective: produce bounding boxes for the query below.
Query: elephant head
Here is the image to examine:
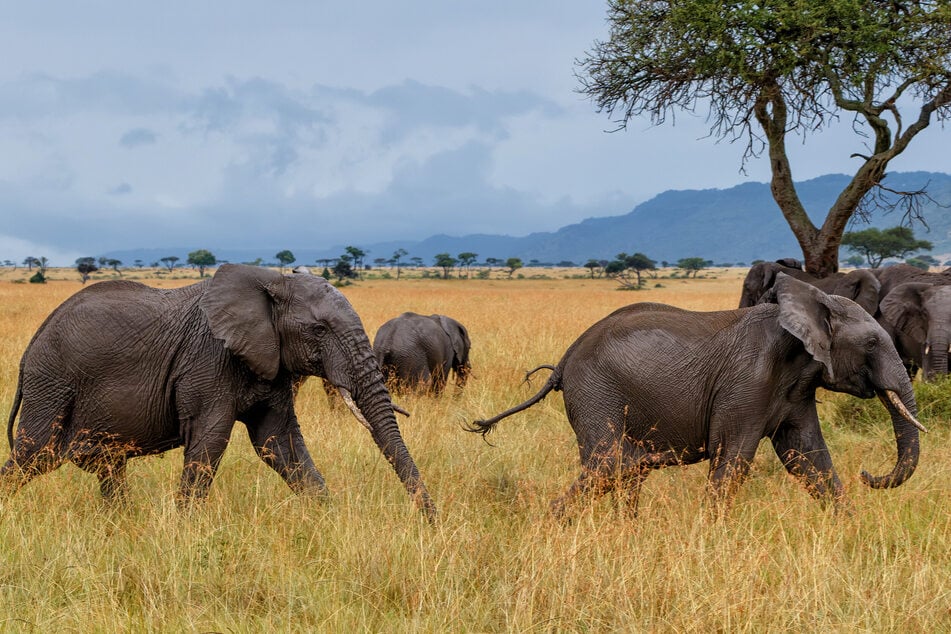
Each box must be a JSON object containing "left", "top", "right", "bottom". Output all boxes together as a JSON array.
[
  {"left": 200, "top": 264, "right": 435, "bottom": 519},
  {"left": 881, "top": 281, "right": 951, "bottom": 380},
  {"left": 773, "top": 273, "right": 923, "bottom": 488},
  {"left": 435, "top": 315, "right": 472, "bottom": 387}
]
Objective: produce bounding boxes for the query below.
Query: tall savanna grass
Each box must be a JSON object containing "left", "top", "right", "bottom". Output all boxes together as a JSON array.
[{"left": 0, "top": 266, "right": 948, "bottom": 631}]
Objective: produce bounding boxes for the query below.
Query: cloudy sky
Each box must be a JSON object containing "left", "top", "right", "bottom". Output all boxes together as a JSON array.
[{"left": 1, "top": 3, "right": 948, "bottom": 265}]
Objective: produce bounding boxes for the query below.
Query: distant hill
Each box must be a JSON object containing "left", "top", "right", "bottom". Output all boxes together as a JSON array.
[{"left": 104, "top": 171, "right": 951, "bottom": 267}]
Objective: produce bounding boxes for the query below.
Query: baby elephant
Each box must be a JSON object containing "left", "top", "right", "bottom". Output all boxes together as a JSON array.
[
  {"left": 470, "top": 274, "right": 925, "bottom": 517},
  {"left": 373, "top": 312, "right": 471, "bottom": 394}
]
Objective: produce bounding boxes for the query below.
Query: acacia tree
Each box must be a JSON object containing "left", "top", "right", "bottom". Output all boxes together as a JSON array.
[
  {"left": 392, "top": 248, "right": 408, "bottom": 280},
  {"left": 579, "top": 1, "right": 951, "bottom": 277},
  {"left": 842, "top": 226, "right": 933, "bottom": 267},
  {"left": 457, "top": 252, "right": 478, "bottom": 279},
  {"left": 433, "top": 253, "right": 458, "bottom": 279},
  {"left": 275, "top": 249, "right": 296, "bottom": 273},
  {"left": 187, "top": 249, "right": 216, "bottom": 278}
]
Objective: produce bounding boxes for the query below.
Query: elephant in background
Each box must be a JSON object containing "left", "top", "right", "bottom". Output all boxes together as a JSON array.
[
  {"left": 880, "top": 281, "right": 951, "bottom": 380},
  {"left": 471, "top": 274, "right": 924, "bottom": 517},
  {"left": 873, "top": 263, "right": 951, "bottom": 306},
  {"left": 373, "top": 312, "right": 471, "bottom": 395},
  {"left": 3, "top": 264, "right": 435, "bottom": 520},
  {"left": 739, "top": 261, "right": 881, "bottom": 315}
]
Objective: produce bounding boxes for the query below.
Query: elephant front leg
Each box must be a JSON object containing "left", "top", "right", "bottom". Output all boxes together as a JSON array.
[
  {"left": 706, "top": 436, "right": 761, "bottom": 513},
  {"left": 770, "top": 416, "right": 845, "bottom": 508},
  {"left": 245, "top": 407, "right": 328, "bottom": 497}
]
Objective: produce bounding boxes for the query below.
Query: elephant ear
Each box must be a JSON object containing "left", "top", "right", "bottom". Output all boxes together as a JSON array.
[
  {"left": 434, "top": 315, "right": 470, "bottom": 365},
  {"left": 880, "top": 282, "right": 929, "bottom": 342},
  {"left": 774, "top": 273, "right": 838, "bottom": 380},
  {"left": 200, "top": 264, "right": 283, "bottom": 380},
  {"left": 834, "top": 270, "right": 881, "bottom": 315}
]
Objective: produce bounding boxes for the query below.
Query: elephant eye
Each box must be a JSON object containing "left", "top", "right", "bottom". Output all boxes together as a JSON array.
[{"left": 865, "top": 337, "right": 878, "bottom": 351}]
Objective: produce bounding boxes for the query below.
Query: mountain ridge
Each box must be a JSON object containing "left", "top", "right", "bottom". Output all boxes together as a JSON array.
[{"left": 103, "top": 171, "right": 951, "bottom": 267}]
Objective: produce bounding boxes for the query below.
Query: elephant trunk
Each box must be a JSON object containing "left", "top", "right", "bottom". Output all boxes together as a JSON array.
[
  {"left": 860, "top": 380, "right": 922, "bottom": 489},
  {"left": 923, "top": 332, "right": 950, "bottom": 380},
  {"left": 343, "top": 330, "right": 436, "bottom": 522}
]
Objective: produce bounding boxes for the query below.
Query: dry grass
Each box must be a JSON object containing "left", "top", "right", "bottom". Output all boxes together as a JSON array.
[{"left": 0, "top": 267, "right": 948, "bottom": 632}]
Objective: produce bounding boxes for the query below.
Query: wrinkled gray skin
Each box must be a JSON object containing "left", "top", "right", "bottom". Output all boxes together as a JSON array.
[
  {"left": 373, "top": 312, "right": 471, "bottom": 394},
  {"left": 880, "top": 281, "right": 951, "bottom": 380},
  {"left": 872, "top": 264, "right": 951, "bottom": 307},
  {"left": 471, "top": 275, "right": 922, "bottom": 517},
  {"left": 739, "top": 261, "right": 881, "bottom": 315},
  {"left": 3, "top": 264, "right": 435, "bottom": 520}
]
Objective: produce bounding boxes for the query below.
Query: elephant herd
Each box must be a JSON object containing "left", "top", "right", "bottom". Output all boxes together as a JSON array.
[{"left": 0, "top": 262, "right": 938, "bottom": 521}]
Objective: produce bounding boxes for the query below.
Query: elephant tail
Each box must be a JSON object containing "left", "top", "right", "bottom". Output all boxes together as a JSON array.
[
  {"left": 466, "top": 365, "right": 561, "bottom": 438},
  {"left": 7, "top": 379, "right": 22, "bottom": 450}
]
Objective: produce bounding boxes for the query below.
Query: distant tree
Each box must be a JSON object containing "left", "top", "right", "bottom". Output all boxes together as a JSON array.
[
  {"left": 584, "top": 259, "right": 604, "bottom": 279},
  {"left": 28, "top": 270, "right": 46, "bottom": 284},
  {"left": 841, "top": 226, "right": 933, "bottom": 268},
  {"left": 37, "top": 256, "right": 49, "bottom": 273},
  {"left": 106, "top": 259, "right": 122, "bottom": 275},
  {"left": 844, "top": 255, "right": 866, "bottom": 268},
  {"left": 905, "top": 257, "right": 932, "bottom": 270},
  {"left": 76, "top": 256, "right": 98, "bottom": 284},
  {"left": 392, "top": 248, "right": 409, "bottom": 280},
  {"left": 275, "top": 249, "right": 296, "bottom": 273},
  {"left": 505, "top": 257, "right": 523, "bottom": 279},
  {"left": 457, "top": 252, "right": 478, "bottom": 279},
  {"left": 23, "top": 256, "right": 39, "bottom": 271},
  {"left": 332, "top": 256, "right": 355, "bottom": 282},
  {"left": 433, "top": 253, "right": 458, "bottom": 279},
  {"left": 187, "top": 249, "right": 217, "bottom": 277},
  {"left": 409, "top": 256, "right": 424, "bottom": 269},
  {"left": 557, "top": 260, "right": 577, "bottom": 268},
  {"left": 605, "top": 252, "right": 656, "bottom": 288},
  {"left": 134, "top": 259, "right": 144, "bottom": 269},
  {"left": 98, "top": 256, "right": 109, "bottom": 270},
  {"left": 676, "top": 257, "right": 707, "bottom": 278},
  {"left": 579, "top": 0, "right": 951, "bottom": 277},
  {"left": 320, "top": 267, "right": 332, "bottom": 280},
  {"left": 160, "top": 256, "right": 180, "bottom": 272},
  {"left": 344, "top": 246, "right": 367, "bottom": 278}
]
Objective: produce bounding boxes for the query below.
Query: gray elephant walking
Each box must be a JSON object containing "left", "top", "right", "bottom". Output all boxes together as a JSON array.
[
  {"left": 471, "top": 275, "right": 924, "bottom": 516},
  {"left": 880, "top": 281, "right": 951, "bottom": 380},
  {"left": 373, "top": 312, "right": 471, "bottom": 394},
  {"left": 3, "top": 264, "right": 435, "bottom": 520},
  {"left": 739, "top": 261, "right": 881, "bottom": 315}
]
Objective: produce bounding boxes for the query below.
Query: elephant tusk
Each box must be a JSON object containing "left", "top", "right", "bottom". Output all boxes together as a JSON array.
[
  {"left": 393, "top": 403, "right": 411, "bottom": 417},
  {"left": 879, "top": 390, "right": 929, "bottom": 433},
  {"left": 337, "top": 387, "right": 373, "bottom": 433},
  {"left": 925, "top": 344, "right": 931, "bottom": 356}
]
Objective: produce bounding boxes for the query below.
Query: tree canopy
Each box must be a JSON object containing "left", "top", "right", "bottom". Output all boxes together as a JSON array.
[
  {"left": 275, "top": 249, "right": 296, "bottom": 272},
  {"left": 842, "top": 225, "right": 933, "bottom": 268},
  {"left": 579, "top": 0, "right": 951, "bottom": 277},
  {"left": 433, "top": 253, "right": 458, "bottom": 279},
  {"left": 187, "top": 249, "right": 216, "bottom": 277}
]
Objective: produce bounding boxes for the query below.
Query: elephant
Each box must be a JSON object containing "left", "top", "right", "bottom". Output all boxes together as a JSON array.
[
  {"left": 872, "top": 263, "right": 951, "bottom": 307},
  {"left": 880, "top": 281, "right": 951, "bottom": 380},
  {"left": 470, "top": 274, "right": 925, "bottom": 517},
  {"left": 739, "top": 261, "right": 881, "bottom": 315},
  {"left": 3, "top": 264, "right": 435, "bottom": 520},
  {"left": 373, "top": 312, "right": 471, "bottom": 394}
]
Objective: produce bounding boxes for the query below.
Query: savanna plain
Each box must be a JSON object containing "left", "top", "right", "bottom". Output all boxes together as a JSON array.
[{"left": 0, "top": 266, "right": 949, "bottom": 632}]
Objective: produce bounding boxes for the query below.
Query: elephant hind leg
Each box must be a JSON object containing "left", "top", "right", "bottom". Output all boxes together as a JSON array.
[
  {"left": 551, "top": 438, "right": 662, "bottom": 519},
  {"left": 73, "top": 454, "right": 129, "bottom": 501},
  {"left": 1, "top": 408, "right": 73, "bottom": 494}
]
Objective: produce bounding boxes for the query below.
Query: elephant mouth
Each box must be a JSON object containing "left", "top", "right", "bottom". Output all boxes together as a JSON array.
[{"left": 877, "top": 389, "right": 928, "bottom": 433}]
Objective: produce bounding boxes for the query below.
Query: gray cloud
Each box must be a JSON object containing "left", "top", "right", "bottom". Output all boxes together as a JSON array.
[
  {"left": 109, "top": 182, "right": 133, "bottom": 195},
  {"left": 119, "top": 128, "right": 157, "bottom": 148}
]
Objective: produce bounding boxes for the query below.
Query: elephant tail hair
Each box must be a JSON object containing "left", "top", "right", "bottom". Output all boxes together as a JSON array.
[
  {"left": 465, "top": 365, "right": 561, "bottom": 438},
  {"left": 7, "top": 380, "right": 22, "bottom": 450}
]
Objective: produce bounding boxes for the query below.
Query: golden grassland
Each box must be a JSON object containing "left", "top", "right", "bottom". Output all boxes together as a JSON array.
[{"left": 0, "top": 266, "right": 949, "bottom": 632}]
